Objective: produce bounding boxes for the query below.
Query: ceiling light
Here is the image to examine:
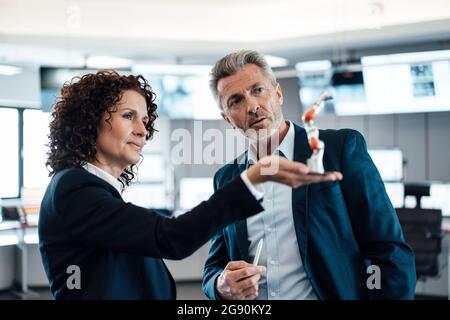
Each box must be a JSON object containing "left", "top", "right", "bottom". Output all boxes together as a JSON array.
[
  {"left": 0, "top": 64, "right": 22, "bottom": 76},
  {"left": 264, "top": 55, "right": 289, "bottom": 68},
  {"left": 132, "top": 64, "right": 212, "bottom": 76},
  {"left": 86, "top": 56, "right": 132, "bottom": 69},
  {"left": 361, "top": 49, "right": 450, "bottom": 66},
  {"left": 295, "top": 60, "right": 332, "bottom": 73}
]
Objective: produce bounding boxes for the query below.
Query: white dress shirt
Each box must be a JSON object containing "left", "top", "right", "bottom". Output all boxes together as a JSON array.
[
  {"left": 82, "top": 162, "right": 123, "bottom": 194},
  {"left": 246, "top": 121, "right": 318, "bottom": 300}
]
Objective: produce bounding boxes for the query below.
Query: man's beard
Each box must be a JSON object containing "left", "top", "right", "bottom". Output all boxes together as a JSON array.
[{"left": 242, "top": 105, "right": 283, "bottom": 142}]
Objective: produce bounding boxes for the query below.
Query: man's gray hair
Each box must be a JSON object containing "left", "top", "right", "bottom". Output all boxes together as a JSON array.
[{"left": 210, "top": 50, "right": 277, "bottom": 110}]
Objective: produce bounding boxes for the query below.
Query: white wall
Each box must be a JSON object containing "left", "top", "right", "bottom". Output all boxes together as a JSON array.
[
  {"left": 0, "top": 66, "right": 41, "bottom": 108},
  {"left": 0, "top": 246, "right": 15, "bottom": 290}
]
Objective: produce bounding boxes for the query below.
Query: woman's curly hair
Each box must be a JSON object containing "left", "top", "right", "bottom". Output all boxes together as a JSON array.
[{"left": 46, "top": 70, "right": 158, "bottom": 189}]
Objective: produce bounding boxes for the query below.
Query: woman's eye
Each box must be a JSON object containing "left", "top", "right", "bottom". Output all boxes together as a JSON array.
[{"left": 123, "top": 113, "right": 133, "bottom": 119}]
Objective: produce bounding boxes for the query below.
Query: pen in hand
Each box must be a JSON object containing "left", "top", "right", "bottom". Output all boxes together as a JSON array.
[{"left": 252, "top": 238, "right": 264, "bottom": 266}]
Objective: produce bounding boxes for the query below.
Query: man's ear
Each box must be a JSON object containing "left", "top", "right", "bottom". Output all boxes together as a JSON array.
[
  {"left": 221, "top": 112, "right": 235, "bottom": 129},
  {"left": 275, "top": 82, "right": 284, "bottom": 105}
]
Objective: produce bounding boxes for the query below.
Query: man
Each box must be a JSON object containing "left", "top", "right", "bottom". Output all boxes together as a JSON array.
[{"left": 202, "top": 50, "right": 416, "bottom": 300}]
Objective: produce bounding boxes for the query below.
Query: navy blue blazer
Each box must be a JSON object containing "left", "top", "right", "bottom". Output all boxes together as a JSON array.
[
  {"left": 202, "top": 124, "right": 416, "bottom": 300},
  {"left": 39, "top": 168, "right": 263, "bottom": 299}
]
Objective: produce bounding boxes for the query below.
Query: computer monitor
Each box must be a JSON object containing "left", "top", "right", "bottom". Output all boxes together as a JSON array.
[
  {"left": 384, "top": 182, "right": 404, "bottom": 208},
  {"left": 362, "top": 50, "right": 450, "bottom": 115},
  {"left": 179, "top": 177, "right": 214, "bottom": 210},
  {"left": 136, "top": 155, "right": 165, "bottom": 182},
  {"left": 122, "top": 184, "right": 166, "bottom": 209},
  {"left": 421, "top": 182, "right": 450, "bottom": 217},
  {"left": 368, "top": 148, "right": 403, "bottom": 182}
]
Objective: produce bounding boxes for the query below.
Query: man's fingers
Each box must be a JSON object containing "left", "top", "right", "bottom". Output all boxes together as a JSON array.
[
  {"left": 225, "top": 260, "right": 251, "bottom": 271},
  {"left": 270, "top": 157, "right": 309, "bottom": 175},
  {"left": 229, "top": 266, "right": 264, "bottom": 282},
  {"left": 273, "top": 157, "right": 342, "bottom": 178},
  {"left": 231, "top": 275, "right": 260, "bottom": 300},
  {"left": 330, "top": 171, "right": 343, "bottom": 180},
  {"left": 218, "top": 261, "right": 263, "bottom": 300},
  {"left": 283, "top": 159, "right": 310, "bottom": 175},
  {"left": 303, "top": 171, "right": 343, "bottom": 184},
  {"left": 274, "top": 170, "right": 343, "bottom": 188},
  {"left": 243, "top": 293, "right": 258, "bottom": 300},
  {"left": 237, "top": 273, "right": 261, "bottom": 291},
  {"left": 258, "top": 156, "right": 344, "bottom": 187},
  {"left": 259, "top": 156, "right": 306, "bottom": 176},
  {"left": 238, "top": 283, "right": 259, "bottom": 300}
]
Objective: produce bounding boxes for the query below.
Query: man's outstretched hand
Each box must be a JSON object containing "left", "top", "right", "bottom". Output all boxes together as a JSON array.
[{"left": 246, "top": 155, "right": 343, "bottom": 188}]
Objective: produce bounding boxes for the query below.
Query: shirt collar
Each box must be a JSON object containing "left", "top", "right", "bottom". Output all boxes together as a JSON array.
[
  {"left": 247, "top": 121, "right": 295, "bottom": 165},
  {"left": 82, "top": 162, "right": 122, "bottom": 194}
]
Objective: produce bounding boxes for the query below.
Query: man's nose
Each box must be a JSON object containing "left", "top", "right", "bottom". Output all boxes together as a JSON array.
[{"left": 246, "top": 96, "right": 260, "bottom": 114}]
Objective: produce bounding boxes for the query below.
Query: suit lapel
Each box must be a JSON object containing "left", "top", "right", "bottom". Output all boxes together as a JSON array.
[
  {"left": 234, "top": 220, "right": 250, "bottom": 261},
  {"left": 234, "top": 152, "right": 250, "bottom": 261},
  {"left": 292, "top": 124, "right": 312, "bottom": 262},
  {"left": 231, "top": 127, "right": 312, "bottom": 262}
]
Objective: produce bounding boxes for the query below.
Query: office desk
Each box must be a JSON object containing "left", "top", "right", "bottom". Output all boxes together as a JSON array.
[
  {"left": 16, "top": 222, "right": 39, "bottom": 298},
  {"left": 0, "top": 221, "right": 40, "bottom": 298},
  {"left": 1, "top": 218, "right": 448, "bottom": 298}
]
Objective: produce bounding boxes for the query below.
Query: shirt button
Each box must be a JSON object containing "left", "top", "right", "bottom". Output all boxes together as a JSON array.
[
  {"left": 269, "top": 259, "right": 277, "bottom": 265},
  {"left": 270, "top": 291, "right": 276, "bottom": 297},
  {"left": 267, "top": 227, "right": 273, "bottom": 232}
]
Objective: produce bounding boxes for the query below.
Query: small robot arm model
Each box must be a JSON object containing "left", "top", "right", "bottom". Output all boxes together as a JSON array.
[{"left": 302, "top": 91, "right": 334, "bottom": 174}]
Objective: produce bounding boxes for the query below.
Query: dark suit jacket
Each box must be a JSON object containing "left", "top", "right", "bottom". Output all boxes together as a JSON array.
[
  {"left": 202, "top": 124, "right": 416, "bottom": 300},
  {"left": 39, "top": 167, "right": 263, "bottom": 299}
]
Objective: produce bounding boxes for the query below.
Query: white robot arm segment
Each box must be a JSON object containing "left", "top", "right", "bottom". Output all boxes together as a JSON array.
[{"left": 302, "top": 91, "right": 333, "bottom": 174}]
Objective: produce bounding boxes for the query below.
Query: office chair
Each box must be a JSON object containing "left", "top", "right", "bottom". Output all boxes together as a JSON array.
[
  {"left": 404, "top": 183, "right": 430, "bottom": 209},
  {"left": 1, "top": 206, "right": 22, "bottom": 221},
  {"left": 396, "top": 207, "right": 442, "bottom": 278},
  {"left": 396, "top": 182, "right": 443, "bottom": 279}
]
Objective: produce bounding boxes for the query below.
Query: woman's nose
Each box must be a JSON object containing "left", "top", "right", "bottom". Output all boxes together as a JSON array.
[{"left": 134, "top": 120, "right": 147, "bottom": 137}]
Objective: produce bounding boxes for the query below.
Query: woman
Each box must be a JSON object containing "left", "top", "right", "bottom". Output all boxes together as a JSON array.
[{"left": 39, "top": 70, "right": 341, "bottom": 299}]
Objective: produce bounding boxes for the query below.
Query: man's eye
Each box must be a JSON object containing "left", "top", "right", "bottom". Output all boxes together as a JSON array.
[
  {"left": 229, "top": 98, "right": 241, "bottom": 108},
  {"left": 254, "top": 87, "right": 264, "bottom": 94}
]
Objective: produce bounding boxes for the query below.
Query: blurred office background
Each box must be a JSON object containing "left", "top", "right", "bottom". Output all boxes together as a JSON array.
[{"left": 1, "top": 0, "right": 450, "bottom": 300}]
